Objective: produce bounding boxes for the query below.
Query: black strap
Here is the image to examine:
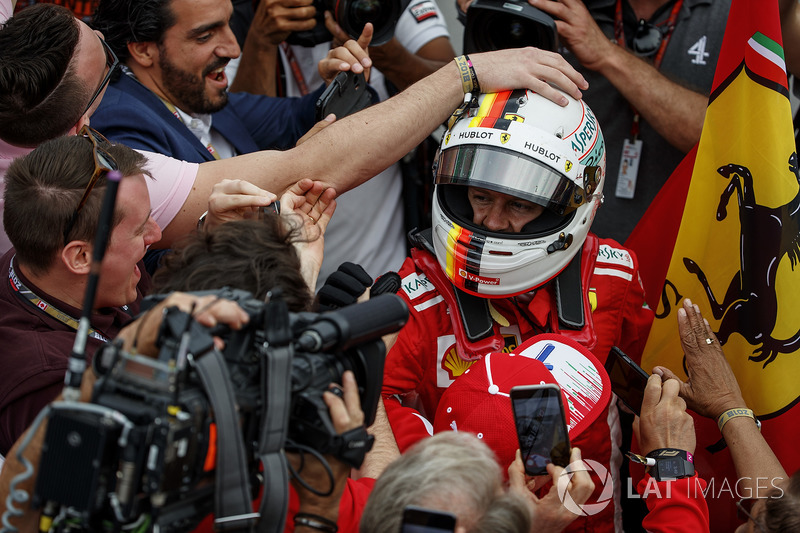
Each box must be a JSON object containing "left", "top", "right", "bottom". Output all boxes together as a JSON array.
[
  {"left": 554, "top": 252, "right": 585, "bottom": 330},
  {"left": 453, "top": 287, "right": 494, "bottom": 342},
  {"left": 195, "top": 349, "right": 258, "bottom": 531},
  {"left": 256, "top": 296, "right": 293, "bottom": 533}
]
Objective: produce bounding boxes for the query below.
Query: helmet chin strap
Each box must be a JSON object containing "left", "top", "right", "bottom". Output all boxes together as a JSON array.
[{"left": 410, "top": 228, "right": 599, "bottom": 360}]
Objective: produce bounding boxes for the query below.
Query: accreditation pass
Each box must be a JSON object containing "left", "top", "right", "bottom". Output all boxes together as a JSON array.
[{"left": 615, "top": 139, "right": 642, "bottom": 199}]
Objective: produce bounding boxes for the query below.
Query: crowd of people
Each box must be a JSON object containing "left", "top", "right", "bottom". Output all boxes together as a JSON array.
[{"left": 0, "top": 0, "right": 798, "bottom": 531}]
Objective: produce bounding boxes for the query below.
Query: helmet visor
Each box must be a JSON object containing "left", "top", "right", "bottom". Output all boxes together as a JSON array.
[{"left": 435, "top": 144, "right": 589, "bottom": 215}]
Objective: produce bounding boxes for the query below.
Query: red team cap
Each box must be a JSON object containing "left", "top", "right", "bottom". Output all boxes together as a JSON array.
[{"left": 433, "top": 333, "right": 612, "bottom": 472}]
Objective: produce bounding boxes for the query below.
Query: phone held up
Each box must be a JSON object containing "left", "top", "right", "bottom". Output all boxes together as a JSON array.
[
  {"left": 401, "top": 505, "right": 457, "bottom": 533},
  {"left": 604, "top": 346, "right": 649, "bottom": 416},
  {"left": 315, "top": 71, "right": 373, "bottom": 122},
  {"left": 509, "top": 384, "right": 571, "bottom": 477}
]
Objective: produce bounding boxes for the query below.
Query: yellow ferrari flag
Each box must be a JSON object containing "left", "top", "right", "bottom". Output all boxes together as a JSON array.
[{"left": 631, "top": 1, "right": 798, "bottom": 530}]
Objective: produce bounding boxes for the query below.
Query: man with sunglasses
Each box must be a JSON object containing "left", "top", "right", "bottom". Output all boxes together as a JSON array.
[
  {"left": 0, "top": 135, "right": 162, "bottom": 456},
  {"left": 0, "top": 2, "right": 589, "bottom": 259}
]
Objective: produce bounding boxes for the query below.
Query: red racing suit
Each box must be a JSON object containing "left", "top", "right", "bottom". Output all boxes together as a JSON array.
[{"left": 382, "top": 233, "right": 653, "bottom": 532}]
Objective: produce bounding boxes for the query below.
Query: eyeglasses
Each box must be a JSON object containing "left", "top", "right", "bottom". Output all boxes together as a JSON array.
[
  {"left": 736, "top": 498, "right": 767, "bottom": 533},
  {"left": 79, "top": 37, "right": 119, "bottom": 118},
  {"left": 63, "top": 126, "right": 118, "bottom": 246},
  {"left": 631, "top": 18, "right": 663, "bottom": 57}
]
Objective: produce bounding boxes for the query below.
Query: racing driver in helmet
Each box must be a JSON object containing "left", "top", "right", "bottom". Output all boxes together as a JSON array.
[{"left": 381, "top": 88, "right": 654, "bottom": 532}]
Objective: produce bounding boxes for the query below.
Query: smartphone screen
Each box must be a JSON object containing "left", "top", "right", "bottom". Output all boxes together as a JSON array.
[
  {"left": 401, "top": 506, "right": 457, "bottom": 533},
  {"left": 509, "top": 384, "right": 571, "bottom": 476},
  {"left": 604, "top": 346, "right": 649, "bottom": 416}
]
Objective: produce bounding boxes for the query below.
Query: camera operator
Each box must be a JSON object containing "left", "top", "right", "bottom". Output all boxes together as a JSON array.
[
  {"left": 152, "top": 214, "right": 401, "bottom": 532},
  {"left": 0, "top": 291, "right": 251, "bottom": 532},
  {"left": 0, "top": 134, "right": 332, "bottom": 457}
]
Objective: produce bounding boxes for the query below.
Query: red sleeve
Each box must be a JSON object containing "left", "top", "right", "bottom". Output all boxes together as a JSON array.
[
  {"left": 382, "top": 396, "right": 433, "bottom": 452},
  {"left": 637, "top": 474, "right": 710, "bottom": 533},
  {"left": 285, "top": 478, "right": 376, "bottom": 533}
]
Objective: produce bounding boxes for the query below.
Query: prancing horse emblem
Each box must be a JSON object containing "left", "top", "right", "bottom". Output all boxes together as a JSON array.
[{"left": 683, "top": 153, "right": 800, "bottom": 366}]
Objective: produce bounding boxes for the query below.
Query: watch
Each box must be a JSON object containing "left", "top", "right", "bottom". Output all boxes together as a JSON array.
[{"left": 627, "top": 448, "right": 695, "bottom": 481}]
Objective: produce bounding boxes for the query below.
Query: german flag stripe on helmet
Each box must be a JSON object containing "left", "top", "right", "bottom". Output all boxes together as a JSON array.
[
  {"left": 445, "top": 224, "right": 485, "bottom": 292},
  {"left": 468, "top": 89, "right": 526, "bottom": 131}
]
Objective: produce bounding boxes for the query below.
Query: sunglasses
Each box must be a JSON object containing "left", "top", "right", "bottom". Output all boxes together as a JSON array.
[
  {"left": 63, "top": 126, "right": 119, "bottom": 246},
  {"left": 631, "top": 18, "right": 663, "bottom": 57},
  {"left": 736, "top": 498, "right": 767, "bottom": 533},
  {"left": 80, "top": 37, "right": 119, "bottom": 118}
]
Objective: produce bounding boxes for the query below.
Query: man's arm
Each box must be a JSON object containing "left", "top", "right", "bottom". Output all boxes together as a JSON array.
[
  {"left": 530, "top": 0, "right": 707, "bottom": 153},
  {"left": 164, "top": 45, "right": 588, "bottom": 243},
  {"left": 780, "top": 0, "right": 800, "bottom": 77}
]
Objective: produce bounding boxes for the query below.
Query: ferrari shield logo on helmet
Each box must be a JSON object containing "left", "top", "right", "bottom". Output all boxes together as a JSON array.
[
  {"left": 500, "top": 133, "right": 511, "bottom": 144},
  {"left": 445, "top": 133, "right": 451, "bottom": 145},
  {"left": 565, "top": 160, "right": 573, "bottom": 173}
]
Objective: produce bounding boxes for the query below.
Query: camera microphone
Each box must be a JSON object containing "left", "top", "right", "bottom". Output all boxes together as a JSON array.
[{"left": 295, "top": 293, "right": 408, "bottom": 352}]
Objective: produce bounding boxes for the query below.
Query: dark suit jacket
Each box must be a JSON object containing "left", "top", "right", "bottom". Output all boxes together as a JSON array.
[{"left": 92, "top": 73, "right": 324, "bottom": 162}]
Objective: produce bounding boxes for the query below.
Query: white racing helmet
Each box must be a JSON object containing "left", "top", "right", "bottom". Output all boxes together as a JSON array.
[{"left": 431, "top": 89, "right": 606, "bottom": 298}]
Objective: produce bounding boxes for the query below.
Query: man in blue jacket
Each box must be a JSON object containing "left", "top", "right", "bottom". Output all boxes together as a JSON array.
[{"left": 90, "top": 0, "right": 336, "bottom": 161}]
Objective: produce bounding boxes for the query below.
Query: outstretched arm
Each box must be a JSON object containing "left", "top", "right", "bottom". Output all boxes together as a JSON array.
[
  {"left": 529, "top": 0, "right": 707, "bottom": 153},
  {"left": 166, "top": 45, "right": 588, "bottom": 244}
]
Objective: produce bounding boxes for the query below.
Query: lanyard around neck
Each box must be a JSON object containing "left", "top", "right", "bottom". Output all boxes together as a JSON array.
[
  {"left": 614, "top": 0, "right": 684, "bottom": 137},
  {"left": 159, "top": 98, "right": 223, "bottom": 160},
  {"left": 8, "top": 257, "right": 126, "bottom": 342}
]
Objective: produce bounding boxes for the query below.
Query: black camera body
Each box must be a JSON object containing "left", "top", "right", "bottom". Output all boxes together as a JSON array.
[
  {"left": 33, "top": 289, "right": 409, "bottom": 532},
  {"left": 463, "top": 0, "right": 558, "bottom": 54},
  {"left": 287, "top": 0, "right": 402, "bottom": 47}
]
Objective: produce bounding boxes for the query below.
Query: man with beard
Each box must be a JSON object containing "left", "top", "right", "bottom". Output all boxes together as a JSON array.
[{"left": 89, "top": 0, "right": 343, "bottom": 161}]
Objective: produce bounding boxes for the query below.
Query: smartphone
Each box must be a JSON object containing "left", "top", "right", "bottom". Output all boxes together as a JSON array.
[
  {"left": 315, "top": 71, "right": 372, "bottom": 122},
  {"left": 401, "top": 506, "right": 457, "bottom": 533},
  {"left": 604, "top": 346, "right": 649, "bottom": 416},
  {"left": 509, "top": 384, "right": 571, "bottom": 476}
]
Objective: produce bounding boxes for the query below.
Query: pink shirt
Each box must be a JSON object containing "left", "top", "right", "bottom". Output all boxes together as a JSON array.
[
  {"left": 0, "top": 139, "right": 198, "bottom": 254},
  {"left": 0, "top": 0, "right": 11, "bottom": 22},
  {"left": 0, "top": 0, "right": 198, "bottom": 253}
]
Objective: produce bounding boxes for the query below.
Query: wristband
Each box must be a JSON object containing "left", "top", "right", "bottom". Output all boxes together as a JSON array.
[
  {"left": 196, "top": 210, "right": 208, "bottom": 230},
  {"left": 294, "top": 513, "right": 338, "bottom": 533},
  {"left": 454, "top": 55, "right": 480, "bottom": 95},
  {"left": 717, "top": 407, "right": 760, "bottom": 433},
  {"left": 645, "top": 448, "right": 695, "bottom": 482}
]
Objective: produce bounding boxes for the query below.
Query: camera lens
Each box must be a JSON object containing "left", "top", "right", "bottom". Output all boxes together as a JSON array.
[
  {"left": 350, "top": 0, "right": 384, "bottom": 25},
  {"left": 484, "top": 12, "right": 544, "bottom": 50},
  {"left": 338, "top": 0, "right": 400, "bottom": 46},
  {"left": 463, "top": 0, "right": 558, "bottom": 54}
]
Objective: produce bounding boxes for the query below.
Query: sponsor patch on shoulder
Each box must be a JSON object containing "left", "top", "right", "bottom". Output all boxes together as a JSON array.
[
  {"left": 401, "top": 271, "right": 436, "bottom": 300},
  {"left": 596, "top": 244, "right": 634, "bottom": 269},
  {"left": 410, "top": 1, "right": 438, "bottom": 22}
]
